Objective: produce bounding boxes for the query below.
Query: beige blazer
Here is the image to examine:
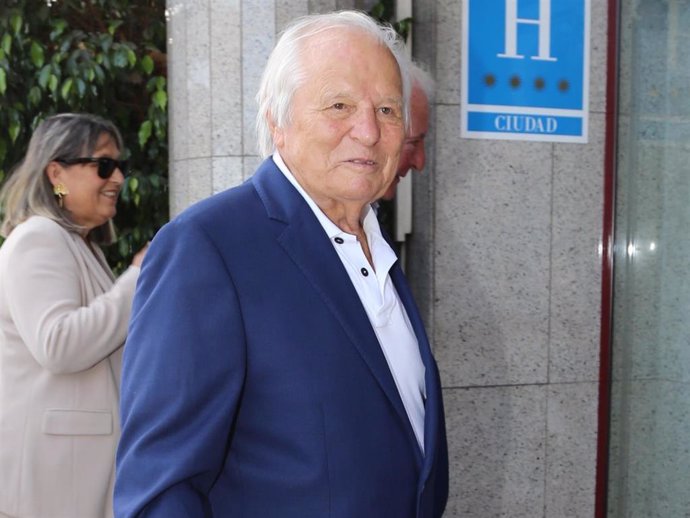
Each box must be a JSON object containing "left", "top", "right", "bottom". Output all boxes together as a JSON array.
[{"left": 0, "top": 216, "right": 139, "bottom": 518}]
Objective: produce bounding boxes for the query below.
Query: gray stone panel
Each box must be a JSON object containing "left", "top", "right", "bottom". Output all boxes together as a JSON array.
[
  {"left": 305, "top": 0, "right": 358, "bottom": 12},
  {"left": 443, "top": 385, "right": 546, "bottom": 518},
  {"left": 616, "top": 4, "right": 634, "bottom": 117},
  {"left": 588, "top": 0, "right": 609, "bottom": 114},
  {"left": 412, "top": 0, "right": 436, "bottom": 71},
  {"left": 211, "top": 0, "right": 243, "bottom": 157},
  {"left": 243, "top": 155, "right": 263, "bottom": 179},
  {"left": 170, "top": 158, "right": 213, "bottom": 216},
  {"left": 544, "top": 382, "right": 598, "bottom": 518},
  {"left": 187, "top": 157, "right": 214, "bottom": 206},
  {"left": 276, "top": 0, "right": 308, "bottom": 33},
  {"left": 184, "top": 0, "right": 213, "bottom": 159},
  {"left": 212, "top": 156, "right": 244, "bottom": 193},
  {"left": 309, "top": 0, "right": 336, "bottom": 12},
  {"left": 242, "top": 2, "right": 275, "bottom": 156},
  {"left": 168, "top": 153, "right": 188, "bottom": 218},
  {"left": 167, "top": 0, "right": 190, "bottom": 162},
  {"left": 435, "top": 0, "right": 461, "bottom": 106},
  {"left": 550, "top": 113, "right": 605, "bottom": 383},
  {"left": 334, "top": 0, "right": 359, "bottom": 9},
  {"left": 434, "top": 105, "right": 551, "bottom": 388}
]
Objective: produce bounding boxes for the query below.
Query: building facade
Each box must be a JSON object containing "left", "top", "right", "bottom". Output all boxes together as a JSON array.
[{"left": 165, "top": 0, "right": 690, "bottom": 516}]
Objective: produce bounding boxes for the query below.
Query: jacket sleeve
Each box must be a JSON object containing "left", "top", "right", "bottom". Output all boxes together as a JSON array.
[
  {"left": 5, "top": 221, "right": 139, "bottom": 374},
  {"left": 114, "top": 217, "right": 246, "bottom": 518}
]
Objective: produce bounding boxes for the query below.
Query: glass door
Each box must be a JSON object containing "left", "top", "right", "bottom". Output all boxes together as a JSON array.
[{"left": 607, "top": 1, "right": 690, "bottom": 517}]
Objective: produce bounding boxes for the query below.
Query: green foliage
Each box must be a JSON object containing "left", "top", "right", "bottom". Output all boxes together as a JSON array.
[
  {"left": 0, "top": 0, "right": 168, "bottom": 273},
  {"left": 368, "top": 0, "right": 412, "bottom": 42}
]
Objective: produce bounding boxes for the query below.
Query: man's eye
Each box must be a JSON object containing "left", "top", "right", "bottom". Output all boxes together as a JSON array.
[
  {"left": 332, "top": 103, "right": 345, "bottom": 110},
  {"left": 379, "top": 107, "right": 392, "bottom": 115}
]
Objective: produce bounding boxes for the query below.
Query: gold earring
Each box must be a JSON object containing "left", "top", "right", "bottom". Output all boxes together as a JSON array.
[{"left": 53, "top": 183, "right": 69, "bottom": 208}]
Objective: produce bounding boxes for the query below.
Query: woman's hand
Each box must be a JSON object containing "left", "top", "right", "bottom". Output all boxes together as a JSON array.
[{"left": 132, "top": 242, "right": 150, "bottom": 267}]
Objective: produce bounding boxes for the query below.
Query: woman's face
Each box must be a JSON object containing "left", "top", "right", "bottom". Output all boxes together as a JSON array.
[{"left": 47, "top": 132, "right": 125, "bottom": 233}]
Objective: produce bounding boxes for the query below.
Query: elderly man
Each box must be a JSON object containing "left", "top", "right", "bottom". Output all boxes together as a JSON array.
[
  {"left": 114, "top": 10, "right": 448, "bottom": 518},
  {"left": 381, "top": 62, "right": 434, "bottom": 201}
]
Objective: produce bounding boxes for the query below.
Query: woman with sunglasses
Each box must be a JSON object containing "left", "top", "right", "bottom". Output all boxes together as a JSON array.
[{"left": 0, "top": 113, "right": 147, "bottom": 518}]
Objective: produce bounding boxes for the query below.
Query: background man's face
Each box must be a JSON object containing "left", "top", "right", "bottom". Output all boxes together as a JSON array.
[
  {"left": 381, "top": 85, "right": 430, "bottom": 201},
  {"left": 273, "top": 29, "right": 405, "bottom": 210}
]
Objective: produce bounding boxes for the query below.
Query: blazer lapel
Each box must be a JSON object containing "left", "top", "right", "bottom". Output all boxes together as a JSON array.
[
  {"left": 390, "top": 263, "right": 443, "bottom": 481},
  {"left": 66, "top": 232, "right": 115, "bottom": 294},
  {"left": 251, "top": 160, "right": 413, "bottom": 439},
  {"left": 65, "top": 232, "right": 122, "bottom": 386}
]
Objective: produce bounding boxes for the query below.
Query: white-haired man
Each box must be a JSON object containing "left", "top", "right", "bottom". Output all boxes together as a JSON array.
[
  {"left": 381, "top": 62, "right": 434, "bottom": 201},
  {"left": 115, "top": 10, "right": 448, "bottom": 518}
]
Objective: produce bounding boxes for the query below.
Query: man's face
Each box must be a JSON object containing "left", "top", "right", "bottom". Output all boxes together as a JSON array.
[
  {"left": 272, "top": 29, "right": 405, "bottom": 211},
  {"left": 381, "top": 85, "right": 430, "bottom": 201}
]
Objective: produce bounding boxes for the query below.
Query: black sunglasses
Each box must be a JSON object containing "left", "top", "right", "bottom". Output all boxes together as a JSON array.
[{"left": 55, "top": 157, "right": 129, "bottom": 179}]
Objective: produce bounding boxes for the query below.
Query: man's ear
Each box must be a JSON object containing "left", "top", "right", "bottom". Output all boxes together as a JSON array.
[
  {"left": 268, "top": 114, "right": 285, "bottom": 149},
  {"left": 45, "top": 161, "right": 63, "bottom": 187}
]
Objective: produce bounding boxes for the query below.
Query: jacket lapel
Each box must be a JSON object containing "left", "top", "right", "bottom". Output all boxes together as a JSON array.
[
  {"left": 251, "top": 159, "right": 413, "bottom": 440},
  {"left": 67, "top": 232, "right": 115, "bottom": 294},
  {"left": 390, "top": 262, "right": 443, "bottom": 484},
  {"left": 64, "top": 231, "right": 122, "bottom": 386}
]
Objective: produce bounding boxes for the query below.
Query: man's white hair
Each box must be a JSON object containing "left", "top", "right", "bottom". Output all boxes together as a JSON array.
[
  {"left": 255, "top": 10, "right": 411, "bottom": 158},
  {"left": 409, "top": 61, "right": 435, "bottom": 103}
]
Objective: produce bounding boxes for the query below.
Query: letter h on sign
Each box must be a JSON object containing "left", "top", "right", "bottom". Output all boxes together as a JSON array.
[
  {"left": 461, "top": 0, "right": 591, "bottom": 143},
  {"left": 498, "top": 0, "right": 557, "bottom": 62}
]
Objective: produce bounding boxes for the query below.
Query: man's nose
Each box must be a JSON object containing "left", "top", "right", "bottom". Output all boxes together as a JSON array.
[
  {"left": 410, "top": 143, "right": 426, "bottom": 171},
  {"left": 350, "top": 109, "right": 381, "bottom": 146}
]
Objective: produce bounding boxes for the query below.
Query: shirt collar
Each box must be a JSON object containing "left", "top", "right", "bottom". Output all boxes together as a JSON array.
[
  {"left": 272, "top": 152, "right": 377, "bottom": 240},
  {"left": 272, "top": 152, "right": 398, "bottom": 290}
]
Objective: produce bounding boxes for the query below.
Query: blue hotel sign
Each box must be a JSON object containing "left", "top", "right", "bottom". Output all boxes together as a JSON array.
[{"left": 461, "top": 0, "right": 591, "bottom": 142}]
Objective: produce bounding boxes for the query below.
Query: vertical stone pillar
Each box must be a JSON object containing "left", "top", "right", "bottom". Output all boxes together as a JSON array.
[{"left": 166, "top": 0, "right": 260, "bottom": 216}]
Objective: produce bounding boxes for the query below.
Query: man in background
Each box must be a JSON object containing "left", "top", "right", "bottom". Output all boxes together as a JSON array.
[{"left": 381, "top": 62, "right": 434, "bottom": 201}]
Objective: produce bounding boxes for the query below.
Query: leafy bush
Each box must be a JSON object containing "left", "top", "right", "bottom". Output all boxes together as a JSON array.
[
  {"left": 368, "top": 0, "right": 411, "bottom": 42},
  {"left": 0, "top": 0, "right": 168, "bottom": 273}
]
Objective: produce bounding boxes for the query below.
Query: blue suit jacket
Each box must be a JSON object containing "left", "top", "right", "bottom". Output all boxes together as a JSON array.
[{"left": 115, "top": 158, "right": 448, "bottom": 518}]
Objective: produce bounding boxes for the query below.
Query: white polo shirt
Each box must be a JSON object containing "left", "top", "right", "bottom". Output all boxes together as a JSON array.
[{"left": 273, "top": 153, "right": 426, "bottom": 453}]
